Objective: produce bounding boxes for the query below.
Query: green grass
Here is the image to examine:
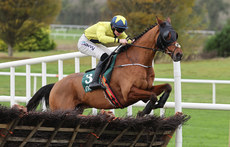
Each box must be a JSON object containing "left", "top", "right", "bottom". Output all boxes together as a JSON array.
[
  {"left": 167, "top": 109, "right": 229, "bottom": 147},
  {"left": 50, "top": 28, "right": 83, "bottom": 47},
  {"left": 95, "top": 108, "right": 230, "bottom": 147},
  {"left": 0, "top": 44, "right": 230, "bottom": 146}
]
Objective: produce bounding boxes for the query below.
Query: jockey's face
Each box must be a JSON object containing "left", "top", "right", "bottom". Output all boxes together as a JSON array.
[{"left": 114, "top": 29, "right": 122, "bottom": 37}]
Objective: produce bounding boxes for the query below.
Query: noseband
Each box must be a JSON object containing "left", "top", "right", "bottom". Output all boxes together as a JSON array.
[{"left": 164, "top": 42, "right": 181, "bottom": 59}]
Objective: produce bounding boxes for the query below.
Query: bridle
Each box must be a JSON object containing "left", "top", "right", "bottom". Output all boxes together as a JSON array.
[
  {"left": 126, "top": 41, "right": 181, "bottom": 56},
  {"left": 127, "top": 43, "right": 158, "bottom": 51},
  {"left": 115, "top": 43, "right": 180, "bottom": 69},
  {"left": 126, "top": 21, "right": 181, "bottom": 56},
  {"left": 115, "top": 22, "right": 181, "bottom": 68},
  {"left": 164, "top": 42, "right": 181, "bottom": 59}
]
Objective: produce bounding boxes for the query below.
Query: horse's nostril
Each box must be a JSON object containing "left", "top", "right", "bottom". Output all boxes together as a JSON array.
[
  {"left": 176, "top": 53, "right": 180, "bottom": 57},
  {"left": 176, "top": 53, "right": 182, "bottom": 60}
]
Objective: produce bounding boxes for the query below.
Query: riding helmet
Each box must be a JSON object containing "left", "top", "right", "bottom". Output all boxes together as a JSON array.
[{"left": 111, "top": 15, "right": 128, "bottom": 29}]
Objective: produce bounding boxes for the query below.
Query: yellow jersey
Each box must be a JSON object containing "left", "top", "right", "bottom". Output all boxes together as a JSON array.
[{"left": 84, "top": 22, "right": 131, "bottom": 44}]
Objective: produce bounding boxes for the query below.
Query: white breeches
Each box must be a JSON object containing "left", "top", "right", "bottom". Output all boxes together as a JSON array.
[{"left": 77, "top": 34, "right": 112, "bottom": 59}]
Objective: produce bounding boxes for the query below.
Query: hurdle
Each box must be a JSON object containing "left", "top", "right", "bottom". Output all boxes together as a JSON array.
[{"left": 0, "top": 106, "right": 189, "bottom": 147}]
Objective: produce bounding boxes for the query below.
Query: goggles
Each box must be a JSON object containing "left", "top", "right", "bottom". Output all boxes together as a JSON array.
[{"left": 115, "top": 28, "right": 126, "bottom": 33}]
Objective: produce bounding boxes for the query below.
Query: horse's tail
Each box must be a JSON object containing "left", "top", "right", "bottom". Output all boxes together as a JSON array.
[{"left": 26, "top": 83, "right": 55, "bottom": 111}]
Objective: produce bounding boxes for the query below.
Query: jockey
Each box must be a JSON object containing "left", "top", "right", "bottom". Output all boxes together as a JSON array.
[{"left": 78, "top": 15, "right": 132, "bottom": 90}]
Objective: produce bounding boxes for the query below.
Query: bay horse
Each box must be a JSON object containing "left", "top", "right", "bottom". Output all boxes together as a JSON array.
[{"left": 26, "top": 17, "right": 182, "bottom": 116}]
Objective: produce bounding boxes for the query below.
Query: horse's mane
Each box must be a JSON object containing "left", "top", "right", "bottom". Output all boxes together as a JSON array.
[
  {"left": 133, "top": 23, "right": 157, "bottom": 41},
  {"left": 119, "top": 23, "right": 157, "bottom": 52}
]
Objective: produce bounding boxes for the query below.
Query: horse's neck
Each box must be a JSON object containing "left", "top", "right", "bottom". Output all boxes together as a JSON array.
[{"left": 127, "top": 26, "right": 159, "bottom": 66}]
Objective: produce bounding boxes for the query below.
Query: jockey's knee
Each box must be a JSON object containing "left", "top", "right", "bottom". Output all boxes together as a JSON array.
[{"left": 100, "top": 53, "right": 109, "bottom": 61}]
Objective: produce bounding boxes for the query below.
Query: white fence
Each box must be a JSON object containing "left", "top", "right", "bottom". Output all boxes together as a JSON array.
[
  {"left": 0, "top": 51, "right": 229, "bottom": 109},
  {"left": 49, "top": 24, "right": 216, "bottom": 39},
  {"left": 51, "top": 33, "right": 82, "bottom": 39},
  {"left": 50, "top": 24, "right": 89, "bottom": 39},
  {"left": 50, "top": 24, "right": 216, "bottom": 35},
  {"left": 0, "top": 51, "right": 229, "bottom": 111},
  {"left": 187, "top": 30, "right": 216, "bottom": 35},
  {"left": 0, "top": 49, "right": 230, "bottom": 147},
  {"left": 1, "top": 72, "right": 229, "bottom": 110},
  {"left": 50, "top": 24, "right": 89, "bottom": 30}
]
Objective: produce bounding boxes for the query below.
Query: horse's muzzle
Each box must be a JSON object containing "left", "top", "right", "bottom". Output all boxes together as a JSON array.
[{"left": 173, "top": 52, "right": 183, "bottom": 62}]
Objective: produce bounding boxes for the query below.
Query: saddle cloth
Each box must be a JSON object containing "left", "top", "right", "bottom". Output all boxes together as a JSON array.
[{"left": 82, "top": 54, "right": 123, "bottom": 108}]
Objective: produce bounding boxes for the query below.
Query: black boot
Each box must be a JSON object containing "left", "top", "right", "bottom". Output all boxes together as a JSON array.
[{"left": 89, "top": 60, "right": 105, "bottom": 90}]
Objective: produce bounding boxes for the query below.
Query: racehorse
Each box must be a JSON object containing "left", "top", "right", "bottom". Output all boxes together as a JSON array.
[{"left": 26, "top": 17, "right": 182, "bottom": 116}]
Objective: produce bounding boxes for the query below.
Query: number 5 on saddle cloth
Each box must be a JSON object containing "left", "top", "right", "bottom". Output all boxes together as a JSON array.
[{"left": 82, "top": 54, "right": 123, "bottom": 108}]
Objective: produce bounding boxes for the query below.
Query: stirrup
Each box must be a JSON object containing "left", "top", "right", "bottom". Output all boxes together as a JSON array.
[{"left": 89, "top": 82, "right": 106, "bottom": 90}]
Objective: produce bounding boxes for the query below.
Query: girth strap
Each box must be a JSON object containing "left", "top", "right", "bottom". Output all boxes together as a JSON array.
[{"left": 116, "top": 63, "right": 152, "bottom": 68}]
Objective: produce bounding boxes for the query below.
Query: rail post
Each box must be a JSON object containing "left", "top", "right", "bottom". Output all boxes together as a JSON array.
[
  {"left": 212, "top": 83, "right": 216, "bottom": 104},
  {"left": 42, "top": 62, "right": 47, "bottom": 110},
  {"left": 10, "top": 67, "right": 15, "bottom": 107},
  {"left": 91, "top": 57, "right": 98, "bottom": 115},
  {"left": 58, "top": 59, "right": 63, "bottom": 80},
  {"left": 26, "top": 64, "right": 31, "bottom": 103},
  {"left": 173, "top": 61, "right": 182, "bottom": 147}
]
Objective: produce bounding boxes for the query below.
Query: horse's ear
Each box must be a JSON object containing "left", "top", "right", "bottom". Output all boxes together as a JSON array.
[
  {"left": 167, "top": 17, "right": 171, "bottom": 24},
  {"left": 156, "top": 16, "right": 164, "bottom": 25}
]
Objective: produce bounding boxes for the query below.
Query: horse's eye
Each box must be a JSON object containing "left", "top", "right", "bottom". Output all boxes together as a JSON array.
[{"left": 163, "top": 31, "right": 169, "bottom": 41}]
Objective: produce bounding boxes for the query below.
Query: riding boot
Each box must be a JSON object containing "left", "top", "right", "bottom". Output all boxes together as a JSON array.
[{"left": 89, "top": 60, "right": 105, "bottom": 90}]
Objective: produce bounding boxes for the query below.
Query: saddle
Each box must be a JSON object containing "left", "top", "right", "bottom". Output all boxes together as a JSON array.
[
  {"left": 82, "top": 53, "right": 123, "bottom": 108},
  {"left": 82, "top": 53, "right": 116, "bottom": 91}
]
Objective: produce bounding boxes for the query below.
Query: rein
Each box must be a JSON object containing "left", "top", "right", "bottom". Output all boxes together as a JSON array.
[
  {"left": 113, "top": 22, "right": 180, "bottom": 69},
  {"left": 127, "top": 43, "right": 167, "bottom": 53},
  {"left": 114, "top": 42, "right": 180, "bottom": 69},
  {"left": 127, "top": 42, "right": 180, "bottom": 55}
]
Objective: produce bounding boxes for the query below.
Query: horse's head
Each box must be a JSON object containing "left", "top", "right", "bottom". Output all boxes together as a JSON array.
[{"left": 156, "top": 17, "right": 183, "bottom": 62}]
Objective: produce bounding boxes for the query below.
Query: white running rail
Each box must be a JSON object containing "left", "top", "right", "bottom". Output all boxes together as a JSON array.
[
  {"left": 1, "top": 50, "right": 230, "bottom": 147},
  {"left": 0, "top": 51, "right": 230, "bottom": 110},
  {"left": 0, "top": 52, "right": 96, "bottom": 105}
]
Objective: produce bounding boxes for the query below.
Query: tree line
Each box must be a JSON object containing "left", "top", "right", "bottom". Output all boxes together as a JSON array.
[
  {"left": 56, "top": 0, "right": 229, "bottom": 30},
  {"left": 0, "top": 0, "right": 61, "bottom": 56},
  {"left": 0, "top": 0, "right": 229, "bottom": 57},
  {"left": 56, "top": 0, "right": 106, "bottom": 25}
]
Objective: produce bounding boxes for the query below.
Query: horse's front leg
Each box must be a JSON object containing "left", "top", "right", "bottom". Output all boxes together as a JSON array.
[
  {"left": 128, "top": 86, "right": 157, "bottom": 102},
  {"left": 137, "top": 83, "right": 172, "bottom": 117},
  {"left": 128, "top": 87, "right": 158, "bottom": 116},
  {"left": 137, "top": 94, "right": 158, "bottom": 117},
  {"left": 152, "top": 83, "right": 172, "bottom": 109}
]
